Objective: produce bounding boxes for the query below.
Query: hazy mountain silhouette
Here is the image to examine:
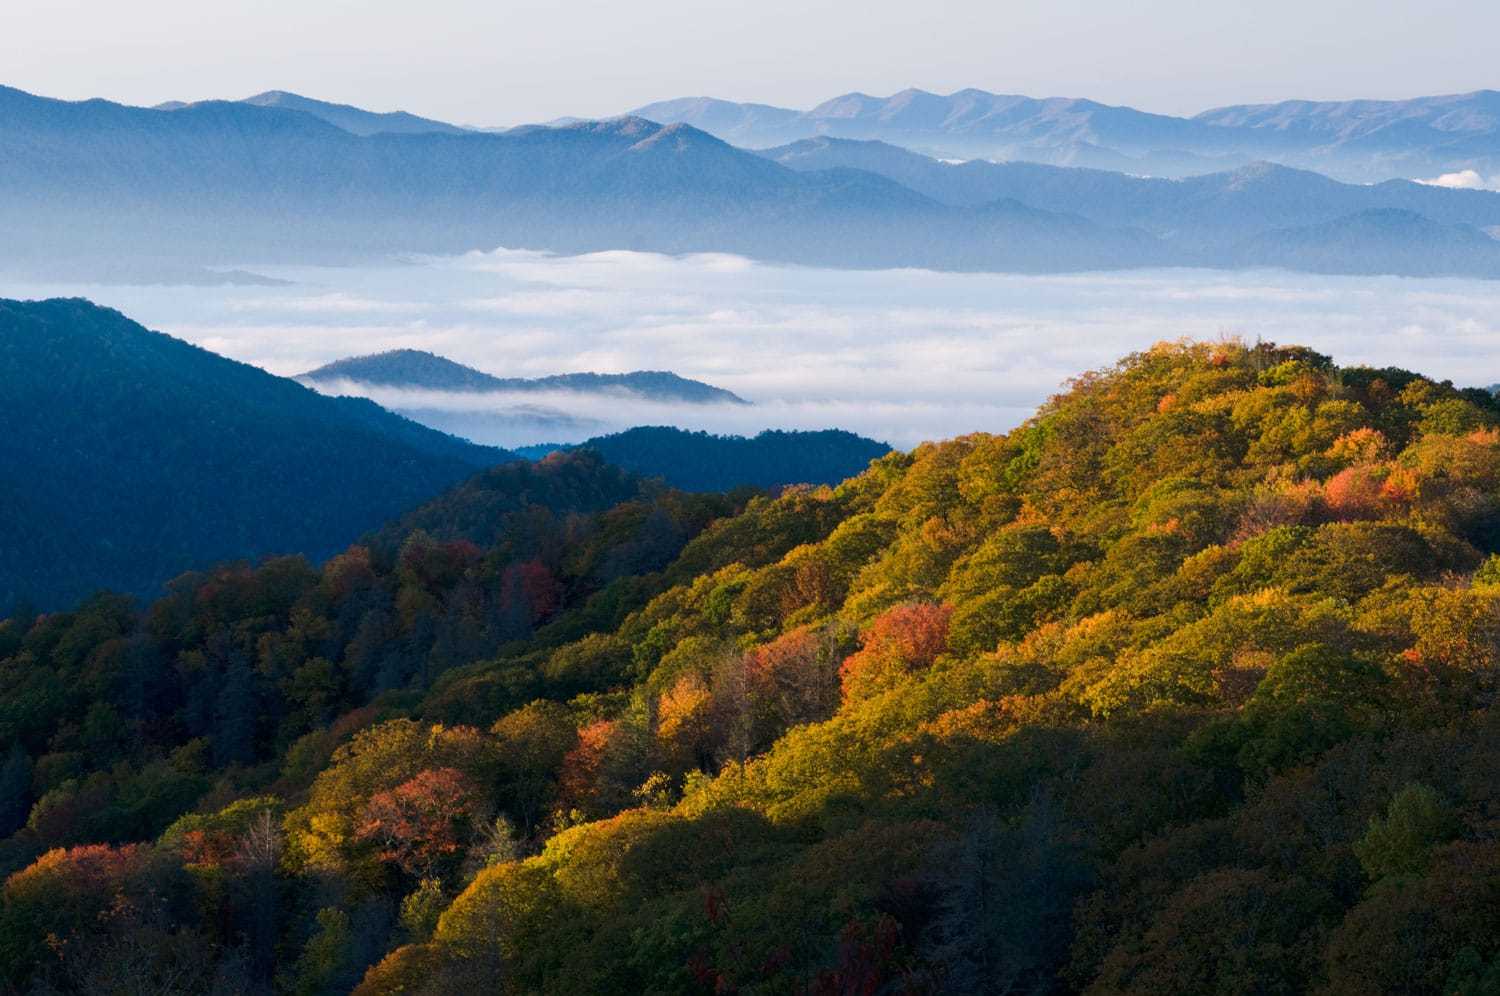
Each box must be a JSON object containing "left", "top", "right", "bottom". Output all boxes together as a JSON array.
[
  {"left": 761, "top": 138, "right": 1500, "bottom": 253},
  {"left": 7, "top": 83, "right": 1500, "bottom": 279},
  {"left": 300, "top": 349, "right": 748, "bottom": 403},
  {"left": 636, "top": 88, "right": 1213, "bottom": 169},
  {"left": 1195, "top": 90, "right": 1500, "bottom": 154},
  {"left": 1227, "top": 208, "right": 1500, "bottom": 277},
  {"left": 0, "top": 86, "right": 1160, "bottom": 275},
  {"left": 634, "top": 87, "right": 1500, "bottom": 182},
  {"left": 236, "top": 90, "right": 469, "bottom": 135},
  {"left": 157, "top": 90, "right": 468, "bottom": 135}
]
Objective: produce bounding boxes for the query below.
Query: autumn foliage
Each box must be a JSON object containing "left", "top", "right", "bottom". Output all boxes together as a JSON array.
[
  {"left": 839, "top": 601, "right": 953, "bottom": 701},
  {"left": 356, "top": 768, "right": 486, "bottom": 878},
  {"left": 8, "top": 340, "right": 1500, "bottom": 993}
]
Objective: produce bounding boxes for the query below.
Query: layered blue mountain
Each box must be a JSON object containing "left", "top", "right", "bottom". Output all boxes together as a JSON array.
[
  {"left": 632, "top": 89, "right": 1213, "bottom": 169},
  {"left": 300, "top": 349, "right": 748, "bottom": 403},
  {"left": 1227, "top": 208, "right": 1500, "bottom": 278},
  {"left": 761, "top": 138, "right": 1500, "bottom": 274},
  {"left": 0, "top": 86, "right": 1157, "bottom": 275},
  {"left": 1195, "top": 91, "right": 1500, "bottom": 164},
  {"left": 0, "top": 298, "right": 515, "bottom": 611},
  {"left": 633, "top": 87, "right": 1500, "bottom": 182},
  {"left": 5, "top": 84, "right": 1500, "bottom": 278}
]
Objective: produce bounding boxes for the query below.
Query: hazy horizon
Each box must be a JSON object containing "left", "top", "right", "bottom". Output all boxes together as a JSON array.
[{"left": 5, "top": 0, "right": 1497, "bottom": 126}]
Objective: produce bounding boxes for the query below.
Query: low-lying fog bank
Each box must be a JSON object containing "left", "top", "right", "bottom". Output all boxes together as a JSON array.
[{"left": 6, "top": 248, "right": 1500, "bottom": 449}]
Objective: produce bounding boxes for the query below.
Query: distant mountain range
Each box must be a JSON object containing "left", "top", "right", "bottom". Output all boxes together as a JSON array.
[
  {"left": 758, "top": 138, "right": 1500, "bottom": 273},
  {"left": 632, "top": 87, "right": 1500, "bottom": 183},
  {"left": 517, "top": 427, "right": 892, "bottom": 492},
  {"left": 0, "top": 86, "right": 1163, "bottom": 275},
  {"left": 4, "top": 83, "right": 1500, "bottom": 279},
  {"left": 300, "top": 349, "right": 747, "bottom": 403},
  {"left": 759, "top": 137, "right": 1500, "bottom": 227},
  {"left": 0, "top": 298, "right": 513, "bottom": 611},
  {"left": 140, "top": 85, "right": 1500, "bottom": 184}
]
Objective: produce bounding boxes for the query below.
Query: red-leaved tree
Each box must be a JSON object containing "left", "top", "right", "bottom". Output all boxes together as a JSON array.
[
  {"left": 356, "top": 768, "right": 485, "bottom": 878},
  {"left": 840, "top": 603, "right": 953, "bottom": 703}
]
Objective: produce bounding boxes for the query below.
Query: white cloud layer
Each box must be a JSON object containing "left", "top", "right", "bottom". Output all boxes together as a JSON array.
[
  {"left": 5, "top": 249, "right": 1500, "bottom": 449},
  {"left": 1416, "top": 169, "right": 1500, "bottom": 191}
]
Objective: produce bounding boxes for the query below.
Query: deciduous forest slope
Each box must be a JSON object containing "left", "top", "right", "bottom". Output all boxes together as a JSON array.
[{"left": 5, "top": 340, "right": 1500, "bottom": 994}]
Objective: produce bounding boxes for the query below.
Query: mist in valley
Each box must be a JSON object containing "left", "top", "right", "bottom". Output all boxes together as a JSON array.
[{"left": 6, "top": 247, "right": 1500, "bottom": 449}]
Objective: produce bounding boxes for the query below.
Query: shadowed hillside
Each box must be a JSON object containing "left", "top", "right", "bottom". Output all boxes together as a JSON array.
[
  {"left": 522, "top": 426, "right": 892, "bottom": 491},
  {"left": 0, "top": 299, "right": 513, "bottom": 610}
]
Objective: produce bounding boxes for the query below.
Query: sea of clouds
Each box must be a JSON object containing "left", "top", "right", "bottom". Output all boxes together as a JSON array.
[{"left": 5, "top": 248, "right": 1500, "bottom": 449}]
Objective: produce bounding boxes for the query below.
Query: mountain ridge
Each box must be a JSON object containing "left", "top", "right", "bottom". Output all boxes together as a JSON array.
[
  {"left": 632, "top": 85, "right": 1500, "bottom": 182},
  {"left": 299, "top": 349, "right": 749, "bottom": 404},
  {"left": 6, "top": 83, "right": 1500, "bottom": 279},
  {"left": 758, "top": 135, "right": 1500, "bottom": 264},
  {"left": 0, "top": 85, "right": 1165, "bottom": 276},
  {"left": 237, "top": 90, "right": 470, "bottom": 135}
]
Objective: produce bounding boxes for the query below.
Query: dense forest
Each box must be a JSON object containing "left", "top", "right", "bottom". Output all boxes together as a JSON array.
[
  {"left": 5, "top": 339, "right": 1500, "bottom": 993},
  {"left": 520, "top": 427, "right": 893, "bottom": 492}
]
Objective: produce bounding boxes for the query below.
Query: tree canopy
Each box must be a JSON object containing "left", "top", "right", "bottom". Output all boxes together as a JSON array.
[{"left": 6, "top": 338, "right": 1500, "bottom": 994}]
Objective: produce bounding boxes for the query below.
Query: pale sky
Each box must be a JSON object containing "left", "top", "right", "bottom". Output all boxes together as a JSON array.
[{"left": 3, "top": 0, "right": 1496, "bottom": 126}]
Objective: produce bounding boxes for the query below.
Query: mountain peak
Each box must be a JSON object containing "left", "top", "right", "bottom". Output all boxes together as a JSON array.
[
  {"left": 231, "top": 89, "right": 469, "bottom": 135},
  {"left": 626, "top": 119, "right": 736, "bottom": 153},
  {"left": 241, "top": 89, "right": 300, "bottom": 103}
]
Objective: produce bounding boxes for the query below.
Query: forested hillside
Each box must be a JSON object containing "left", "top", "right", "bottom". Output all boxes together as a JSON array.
[{"left": 6, "top": 340, "right": 1500, "bottom": 993}]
